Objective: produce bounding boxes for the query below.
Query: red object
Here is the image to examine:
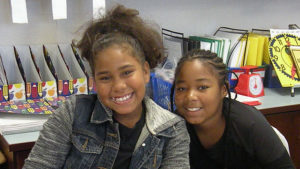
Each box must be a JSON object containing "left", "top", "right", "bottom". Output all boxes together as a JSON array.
[
  {"left": 235, "top": 66, "right": 264, "bottom": 97},
  {"left": 242, "top": 101, "right": 262, "bottom": 106}
]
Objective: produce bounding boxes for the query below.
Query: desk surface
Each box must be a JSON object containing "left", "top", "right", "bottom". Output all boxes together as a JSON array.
[
  {"left": 2, "top": 87, "right": 300, "bottom": 145},
  {"left": 256, "top": 87, "right": 300, "bottom": 112},
  {"left": 3, "top": 132, "right": 40, "bottom": 145}
]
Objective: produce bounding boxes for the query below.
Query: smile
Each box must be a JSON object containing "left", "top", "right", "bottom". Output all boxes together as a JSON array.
[
  {"left": 186, "top": 107, "right": 201, "bottom": 112},
  {"left": 112, "top": 93, "right": 133, "bottom": 103}
]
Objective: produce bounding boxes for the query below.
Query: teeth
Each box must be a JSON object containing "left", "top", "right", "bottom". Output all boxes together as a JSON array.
[
  {"left": 187, "top": 108, "right": 200, "bottom": 111},
  {"left": 112, "top": 93, "right": 132, "bottom": 102}
]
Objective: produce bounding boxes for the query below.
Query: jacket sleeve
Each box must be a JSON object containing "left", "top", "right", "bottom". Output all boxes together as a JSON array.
[
  {"left": 248, "top": 107, "right": 295, "bottom": 169},
  {"left": 160, "top": 120, "right": 190, "bottom": 169},
  {"left": 23, "top": 97, "right": 75, "bottom": 169}
]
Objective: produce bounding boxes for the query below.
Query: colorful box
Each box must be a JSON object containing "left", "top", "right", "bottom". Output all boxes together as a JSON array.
[
  {"left": 58, "top": 44, "right": 88, "bottom": 95},
  {"left": 44, "top": 44, "right": 73, "bottom": 96},
  {"left": 71, "top": 45, "right": 96, "bottom": 94},
  {"left": 0, "top": 46, "right": 26, "bottom": 101},
  {"left": 14, "top": 45, "right": 43, "bottom": 100},
  {"left": 0, "top": 54, "right": 9, "bottom": 102},
  {"left": 30, "top": 45, "right": 58, "bottom": 99}
]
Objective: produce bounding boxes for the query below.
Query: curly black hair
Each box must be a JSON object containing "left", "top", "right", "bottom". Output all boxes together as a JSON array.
[{"left": 75, "top": 5, "right": 165, "bottom": 74}]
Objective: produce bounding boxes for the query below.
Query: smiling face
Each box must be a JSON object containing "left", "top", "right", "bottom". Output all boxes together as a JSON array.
[
  {"left": 94, "top": 44, "right": 150, "bottom": 117},
  {"left": 174, "top": 59, "right": 227, "bottom": 126}
]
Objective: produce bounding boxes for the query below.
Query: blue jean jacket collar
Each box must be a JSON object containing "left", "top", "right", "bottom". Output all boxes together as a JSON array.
[
  {"left": 90, "top": 96, "right": 113, "bottom": 124},
  {"left": 89, "top": 95, "right": 182, "bottom": 136}
]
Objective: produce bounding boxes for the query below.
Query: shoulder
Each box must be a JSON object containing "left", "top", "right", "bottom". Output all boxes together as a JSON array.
[
  {"left": 51, "top": 94, "right": 97, "bottom": 122},
  {"left": 225, "top": 98, "right": 269, "bottom": 130},
  {"left": 144, "top": 97, "right": 186, "bottom": 136},
  {"left": 224, "top": 98, "right": 283, "bottom": 153}
]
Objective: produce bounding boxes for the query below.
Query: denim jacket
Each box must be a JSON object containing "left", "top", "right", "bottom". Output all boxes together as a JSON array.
[{"left": 23, "top": 95, "right": 190, "bottom": 169}]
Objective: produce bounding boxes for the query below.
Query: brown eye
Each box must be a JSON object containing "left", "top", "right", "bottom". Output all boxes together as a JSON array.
[
  {"left": 176, "top": 87, "right": 186, "bottom": 92},
  {"left": 123, "top": 70, "right": 133, "bottom": 76},
  {"left": 198, "top": 86, "right": 208, "bottom": 90},
  {"left": 99, "top": 76, "right": 110, "bottom": 81}
]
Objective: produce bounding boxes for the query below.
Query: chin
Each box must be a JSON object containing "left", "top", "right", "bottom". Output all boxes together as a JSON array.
[
  {"left": 186, "top": 118, "right": 203, "bottom": 125},
  {"left": 113, "top": 106, "right": 139, "bottom": 115}
]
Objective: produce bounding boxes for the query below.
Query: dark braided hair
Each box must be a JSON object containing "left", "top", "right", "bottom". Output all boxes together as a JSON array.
[
  {"left": 170, "top": 49, "right": 233, "bottom": 168},
  {"left": 75, "top": 5, "right": 165, "bottom": 75},
  {"left": 171, "top": 49, "right": 232, "bottom": 112}
]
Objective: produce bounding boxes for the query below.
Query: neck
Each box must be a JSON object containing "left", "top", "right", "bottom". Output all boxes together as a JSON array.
[
  {"left": 114, "top": 109, "right": 143, "bottom": 128},
  {"left": 194, "top": 113, "right": 226, "bottom": 149}
]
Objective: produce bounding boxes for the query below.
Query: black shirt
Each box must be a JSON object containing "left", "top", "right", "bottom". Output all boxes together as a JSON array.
[
  {"left": 188, "top": 98, "right": 295, "bottom": 169},
  {"left": 112, "top": 106, "right": 145, "bottom": 169},
  {"left": 188, "top": 123, "right": 226, "bottom": 169}
]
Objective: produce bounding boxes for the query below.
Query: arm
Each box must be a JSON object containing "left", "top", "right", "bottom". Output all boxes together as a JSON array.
[
  {"left": 160, "top": 120, "right": 190, "bottom": 169},
  {"left": 23, "top": 97, "right": 75, "bottom": 169},
  {"left": 250, "top": 109, "right": 295, "bottom": 169}
]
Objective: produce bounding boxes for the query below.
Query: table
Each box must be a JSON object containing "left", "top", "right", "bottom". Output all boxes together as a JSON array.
[{"left": 0, "top": 132, "right": 39, "bottom": 169}]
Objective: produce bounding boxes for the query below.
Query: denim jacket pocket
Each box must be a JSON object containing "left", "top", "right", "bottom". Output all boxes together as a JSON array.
[
  {"left": 72, "top": 131, "right": 104, "bottom": 154},
  {"left": 63, "top": 131, "right": 104, "bottom": 169}
]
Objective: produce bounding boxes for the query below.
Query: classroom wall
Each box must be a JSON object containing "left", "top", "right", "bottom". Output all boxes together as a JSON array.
[
  {"left": 0, "top": 0, "right": 299, "bottom": 45},
  {"left": 0, "top": 0, "right": 92, "bottom": 45},
  {"left": 107, "top": 0, "right": 300, "bottom": 37}
]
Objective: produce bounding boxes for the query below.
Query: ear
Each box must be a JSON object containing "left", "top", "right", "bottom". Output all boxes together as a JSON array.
[
  {"left": 143, "top": 61, "right": 150, "bottom": 83},
  {"left": 222, "top": 84, "right": 228, "bottom": 98}
]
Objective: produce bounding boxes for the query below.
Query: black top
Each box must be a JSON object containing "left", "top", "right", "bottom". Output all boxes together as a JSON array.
[
  {"left": 188, "top": 98, "right": 295, "bottom": 169},
  {"left": 112, "top": 105, "right": 145, "bottom": 169}
]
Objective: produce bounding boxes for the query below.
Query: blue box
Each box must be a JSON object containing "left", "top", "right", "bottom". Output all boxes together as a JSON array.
[
  {"left": 149, "top": 73, "right": 175, "bottom": 111},
  {"left": 263, "top": 64, "right": 282, "bottom": 88}
]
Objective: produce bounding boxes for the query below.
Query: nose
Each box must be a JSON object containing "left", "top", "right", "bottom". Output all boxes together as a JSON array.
[
  {"left": 112, "top": 77, "right": 127, "bottom": 92},
  {"left": 187, "top": 89, "right": 198, "bottom": 101}
]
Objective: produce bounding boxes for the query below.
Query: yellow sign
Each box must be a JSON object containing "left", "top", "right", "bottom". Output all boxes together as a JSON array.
[{"left": 269, "top": 33, "right": 300, "bottom": 87}]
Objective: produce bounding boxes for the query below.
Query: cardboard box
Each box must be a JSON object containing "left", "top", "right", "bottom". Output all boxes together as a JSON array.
[
  {"left": 71, "top": 45, "right": 96, "bottom": 94},
  {"left": 0, "top": 46, "right": 26, "bottom": 101},
  {"left": 58, "top": 44, "right": 88, "bottom": 95},
  {"left": 14, "top": 45, "right": 43, "bottom": 100},
  {"left": 0, "top": 54, "right": 8, "bottom": 102},
  {"left": 44, "top": 44, "right": 73, "bottom": 96},
  {"left": 30, "top": 45, "right": 58, "bottom": 99}
]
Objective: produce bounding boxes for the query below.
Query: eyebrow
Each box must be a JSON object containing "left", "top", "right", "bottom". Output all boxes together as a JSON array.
[
  {"left": 176, "top": 78, "right": 209, "bottom": 84},
  {"left": 95, "top": 64, "right": 135, "bottom": 76}
]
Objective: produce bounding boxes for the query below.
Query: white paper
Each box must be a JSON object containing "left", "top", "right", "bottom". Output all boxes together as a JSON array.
[
  {"left": 228, "top": 92, "right": 260, "bottom": 103},
  {"left": 200, "top": 41, "right": 211, "bottom": 51},
  {"left": 215, "top": 31, "right": 245, "bottom": 61},
  {"left": 52, "top": 0, "right": 67, "bottom": 20},
  {"left": 228, "top": 41, "right": 241, "bottom": 67},
  {"left": 10, "top": 0, "right": 28, "bottom": 23},
  {"left": 93, "top": 0, "right": 106, "bottom": 19},
  {"left": 0, "top": 113, "right": 49, "bottom": 135},
  {"left": 163, "top": 36, "right": 183, "bottom": 66},
  {"left": 270, "top": 29, "right": 300, "bottom": 38}
]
